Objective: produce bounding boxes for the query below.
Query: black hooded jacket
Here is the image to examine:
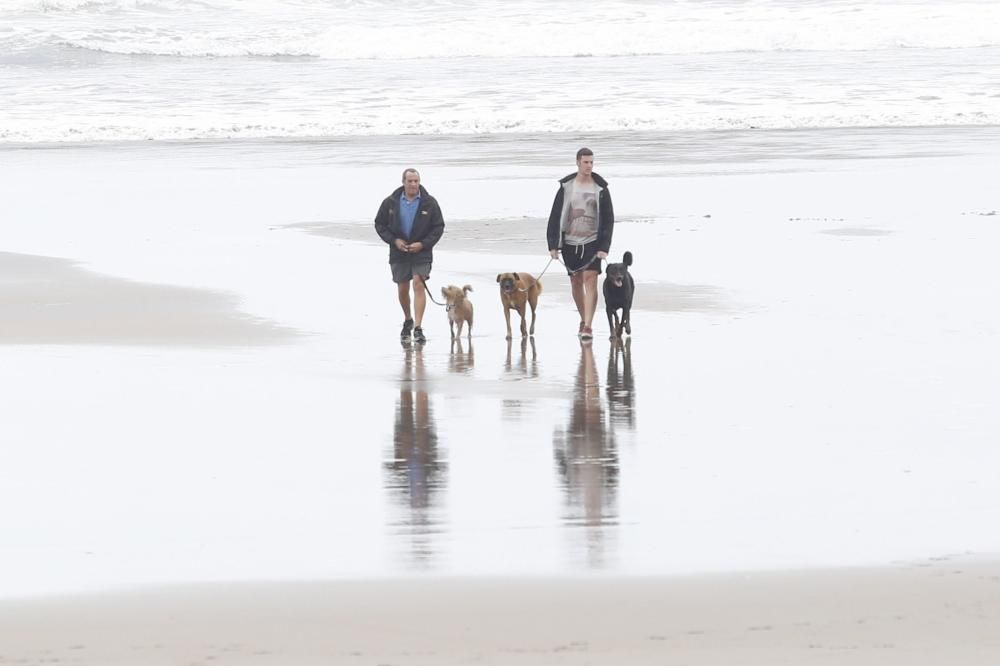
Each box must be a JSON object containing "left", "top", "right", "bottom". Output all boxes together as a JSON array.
[
  {"left": 546, "top": 172, "right": 614, "bottom": 254},
  {"left": 374, "top": 185, "right": 445, "bottom": 263}
]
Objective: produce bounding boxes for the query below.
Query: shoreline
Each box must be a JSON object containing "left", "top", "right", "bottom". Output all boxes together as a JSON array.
[{"left": 3, "top": 123, "right": 999, "bottom": 160}]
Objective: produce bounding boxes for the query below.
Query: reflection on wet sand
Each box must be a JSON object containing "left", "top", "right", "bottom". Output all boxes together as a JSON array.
[
  {"left": 448, "top": 337, "right": 474, "bottom": 374},
  {"left": 383, "top": 345, "right": 446, "bottom": 568},
  {"left": 502, "top": 336, "right": 538, "bottom": 418},
  {"left": 606, "top": 338, "right": 636, "bottom": 429},
  {"left": 553, "top": 342, "right": 620, "bottom": 567},
  {"left": 504, "top": 336, "right": 538, "bottom": 378}
]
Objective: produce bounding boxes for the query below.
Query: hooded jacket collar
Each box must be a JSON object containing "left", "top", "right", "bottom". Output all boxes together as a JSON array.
[
  {"left": 559, "top": 172, "right": 608, "bottom": 188},
  {"left": 390, "top": 184, "right": 431, "bottom": 200}
]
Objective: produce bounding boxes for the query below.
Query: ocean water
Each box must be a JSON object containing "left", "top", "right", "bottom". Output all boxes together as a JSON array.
[{"left": 2, "top": 0, "right": 999, "bottom": 143}]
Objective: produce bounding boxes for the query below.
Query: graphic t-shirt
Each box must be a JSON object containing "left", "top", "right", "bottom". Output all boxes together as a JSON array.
[{"left": 562, "top": 180, "right": 598, "bottom": 245}]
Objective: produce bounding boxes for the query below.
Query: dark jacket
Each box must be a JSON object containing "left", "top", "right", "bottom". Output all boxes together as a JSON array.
[
  {"left": 374, "top": 185, "right": 445, "bottom": 264},
  {"left": 546, "top": 172, "right": 614, "bottom": 254}
]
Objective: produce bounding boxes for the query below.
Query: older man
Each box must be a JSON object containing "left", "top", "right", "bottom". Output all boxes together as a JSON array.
[{"left": 374, "top": 168, "right": 445, "bottom": 344}]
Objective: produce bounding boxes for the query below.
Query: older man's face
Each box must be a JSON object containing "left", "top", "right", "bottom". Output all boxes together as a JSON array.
[{"left": 403, "top": 172, "right": 421, "bottom": 198}]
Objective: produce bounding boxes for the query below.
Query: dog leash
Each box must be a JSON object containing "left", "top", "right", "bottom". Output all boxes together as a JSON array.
[
  {"left": 421, "top": 278, "right": 448, "bottom": 307},
  {"left": 556, "top": 253, "right": 604, "bottom": 276},
  {"left": 514, "top": 254, "right": 602, "bottom": 293}
]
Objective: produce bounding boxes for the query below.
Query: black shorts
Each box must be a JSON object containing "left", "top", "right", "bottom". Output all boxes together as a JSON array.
[
  {"left": 390, "top": 259, "right": 432, "bottom": 284},
  {"left": 561, "top": 241, "right": 602, "bottom": 275}
]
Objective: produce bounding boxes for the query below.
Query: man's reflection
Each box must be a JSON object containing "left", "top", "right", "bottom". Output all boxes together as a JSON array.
[
  {"left": 553, "top": 342, "right": 619, "bottom": 568},
  {"left": 384, "top": 345, "right": 445, "bottom": 567},
  {"left": 606, "top": 338, "right": 636, "bottom": 429}
]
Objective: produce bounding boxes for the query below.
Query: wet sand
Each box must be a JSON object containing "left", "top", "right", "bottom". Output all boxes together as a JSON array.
[
  {"left": 0, "top": 252, "right": 297, "bottom": 345},
  {"left": 2, "top": 128, "right": 1000, "bottom": 660},
  {"left": 2, "top": 558, "right": 999, "bottom": 665}
]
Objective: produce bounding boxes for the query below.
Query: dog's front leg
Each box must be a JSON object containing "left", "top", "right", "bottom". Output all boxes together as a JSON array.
[
  {"left": 623, "top": 306, "right": 631, "bottom": 336},
  {"left": 455, "top": 319, "right": 464, "bottom": 338},
  {"left": 517, "top": 304, "right": 528, "bottom": 337},
  {"left": 504, "top": 306, "right": 513, "bottom": 340},
  {"left": 608, "top": 309, "right": 618, "bottom": 340}
]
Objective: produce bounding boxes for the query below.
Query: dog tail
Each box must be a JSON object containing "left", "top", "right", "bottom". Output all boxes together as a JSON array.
[
  {"left": 463, "top": 284, "right": 473, "bottom": 294},
  {"left": 623, "top": 251, "right": 633, "bottom": 266}
]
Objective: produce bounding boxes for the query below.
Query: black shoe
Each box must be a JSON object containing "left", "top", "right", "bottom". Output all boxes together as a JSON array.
[
  {"left": 400, "top": 318, "right": 414, "bottom": 340},
  {"left": 413, "top": 327, "right": 426, "bottom": 344}
]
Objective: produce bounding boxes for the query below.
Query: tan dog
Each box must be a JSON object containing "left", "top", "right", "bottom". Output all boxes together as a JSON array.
[
  {"left": 441, "top": 284, "right": 474, "bottom": 339},
  {"left": 496, "top": 272, "right": 543, "bottom": 339}
]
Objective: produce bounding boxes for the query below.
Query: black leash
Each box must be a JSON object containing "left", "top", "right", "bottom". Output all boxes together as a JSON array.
[
  {"left": 555, "top": 253, "right": 604, "bottom": 276},
  {"left": 421, "top": 278, "right": 447, "bottom": 306}
]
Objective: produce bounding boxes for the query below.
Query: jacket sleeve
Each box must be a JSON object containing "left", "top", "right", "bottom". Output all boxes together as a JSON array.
[
  {"left": 546, "top": 186, "right": 564, "bottom": 251},
  {"left": 597, "top": 188, "right": 614, "bottom": 254},
  {"left": 422, "top": 200, "right": 445, "bottom": 249},
  {"left": 374, "top": 198, "right": 395, "bottom": 245}
]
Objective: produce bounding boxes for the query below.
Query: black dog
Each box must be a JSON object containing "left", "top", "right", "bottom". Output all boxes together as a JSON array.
[{"left": 602, "top": 251, "right": 634, "bottom": 340}]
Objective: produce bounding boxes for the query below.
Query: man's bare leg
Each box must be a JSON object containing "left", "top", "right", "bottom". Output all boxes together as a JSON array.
[
  {"left": 413, "top": 274, "right": 427, "bottom": 328},
  {"left": 570, "top": 273, "right": 586, "bottom": 325},
  {"left": 582, "top": 270, "right": 599, "bottom": 328},
  {"left": 398, "top": 281, "right": 412, "bottom": 321}
]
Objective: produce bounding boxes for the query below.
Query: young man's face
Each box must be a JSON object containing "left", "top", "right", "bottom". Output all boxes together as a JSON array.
[
  {"left": 403, "top": 171, "right": 421, "bottom": 198},
  {"left": 577, "top": 155, "right": 594, "bottom": 176}
]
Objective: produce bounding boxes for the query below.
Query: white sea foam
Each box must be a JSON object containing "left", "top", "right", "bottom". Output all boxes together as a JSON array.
[
  {"left": 2, "top": 0, "right": 999, "bottom": 143},
  {"left": 3, "top": 0, "right": 999, "bottom": 59}
]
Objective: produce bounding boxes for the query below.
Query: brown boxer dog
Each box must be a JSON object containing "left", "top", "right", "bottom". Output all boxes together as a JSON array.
[{"left": 496, "top": 272, "right": 542, "bottom": 339}]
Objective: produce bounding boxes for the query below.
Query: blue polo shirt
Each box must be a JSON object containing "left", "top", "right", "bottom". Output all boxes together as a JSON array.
[{"left": 399, "top": 193, "right": 421, "bottom": 239}]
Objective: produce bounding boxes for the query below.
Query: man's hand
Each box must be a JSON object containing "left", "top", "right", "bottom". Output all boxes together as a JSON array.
[
  {"left": 394, "top": 238, "right": 408, "bottom": 252},
  {"left": 549, "top": 249, "right": 559, "bottom": 259},
  {"left": 407, "top": 241, "right": 424, "bottom": 253},
  {"left": 596, "top": 251, "right": 608, "bottom": 261}
]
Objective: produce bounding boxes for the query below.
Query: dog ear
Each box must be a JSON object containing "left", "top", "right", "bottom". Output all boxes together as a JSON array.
[
  {"left": 624, "top": 251, "right": 633, "bottom": 267},
  {"left": 513, "top": 272, "right": 520, "bottom": 281},
  {"left": 441, "top": 287, "right": 447, "bottom": 297},
  {"left": 496, "top": 274, "right": 501, "bottom": 283}
]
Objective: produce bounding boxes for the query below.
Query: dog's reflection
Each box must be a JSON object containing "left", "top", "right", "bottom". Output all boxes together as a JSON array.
[
  {"left": 504, "top": 336, "right": 538, "bottom": 378},
  {"left": 383, "top": 345, "right": 446, "bottom": 567},
  {"left": 606, "top": 337, "right": 636, "bottom": 429},
  {"left": 553, "top": 342, "right": 619, "bottom": 567},
  {"left": 448, "top": 337, "right": 475, "bottom": 375},
  {"left": 502, "top": 336, "right": 538, "bottom": 419}
]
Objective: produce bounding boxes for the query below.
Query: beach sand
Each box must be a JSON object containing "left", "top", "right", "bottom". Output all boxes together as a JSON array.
[
  {"left": 2, "top": 128, "right": 999, "bottom": 661},
  {"left": 2, "top": 559, "right": 999, "bottom": 665}
]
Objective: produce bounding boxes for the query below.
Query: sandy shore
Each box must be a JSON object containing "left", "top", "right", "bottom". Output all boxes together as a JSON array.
[
  {"left": 2, "top": 560, "right": 999, "bottom": 665},
  {"left": 2, "top": 130, "right": 999, "bottom": 662}
]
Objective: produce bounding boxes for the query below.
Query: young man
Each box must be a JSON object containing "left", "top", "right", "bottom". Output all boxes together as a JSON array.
[
  {"left": 374, "top": 168, "right": 445, "bottom": 343},
  {"left": 546, "top": 148, "right": 615, "bottom": 340}
]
